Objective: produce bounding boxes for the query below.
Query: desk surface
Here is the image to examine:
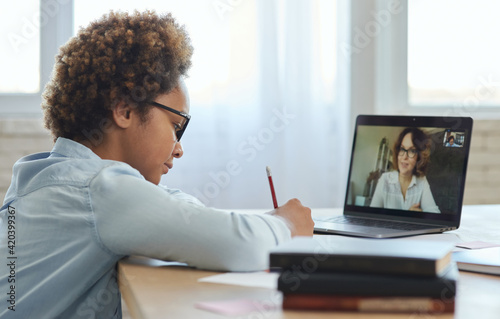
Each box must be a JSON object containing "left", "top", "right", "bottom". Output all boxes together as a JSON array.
[{"left": 119, "top": 205, "right": 500, "bottom": 319}]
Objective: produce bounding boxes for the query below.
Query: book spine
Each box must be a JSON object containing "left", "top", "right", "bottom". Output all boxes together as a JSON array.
[
  {"left": 277, "top": 271, "right": 456, "bottom": 297},
  {"left": 270, "top": 254, "right": 436, "bottom": 277},
  {"left": 282, "top": 294, "right": 455, "bottom": 313}
]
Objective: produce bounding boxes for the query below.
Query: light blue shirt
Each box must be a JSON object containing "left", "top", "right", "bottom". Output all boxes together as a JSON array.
[
  {"left": 370, "top": 171, "right": 440, "bottom": 213},
  {"left": 0, "top": 138, "right": 291, "bottom": 318},
  {"left": 445, "top": 142, "right": 461, "bottom": 147}
]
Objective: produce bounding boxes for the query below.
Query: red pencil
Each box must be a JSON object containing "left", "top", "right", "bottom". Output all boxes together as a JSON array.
[{"left": 266, "top": 166, "right": 278, "bottom": 208}]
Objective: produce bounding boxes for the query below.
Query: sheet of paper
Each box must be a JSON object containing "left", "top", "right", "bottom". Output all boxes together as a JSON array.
[
  {"left": 198, "top": 271, "right": 279, "bottom": 289},
  {"left": 455, "top": 241, "right": 500, "bottom": 250},
  {"left": 123, "top": 256, "right": 188, "bottom": 267}
]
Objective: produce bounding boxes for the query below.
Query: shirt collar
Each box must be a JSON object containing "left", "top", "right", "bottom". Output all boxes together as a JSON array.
[
  {"left": 387, "top": 171, "right": 418, "bottom": 187},
  {"left": 409, "top": 175, "right": 417, "bottom": 187},
  {"left": 51, "top": 137, "right": 102, "bottom": 160}
]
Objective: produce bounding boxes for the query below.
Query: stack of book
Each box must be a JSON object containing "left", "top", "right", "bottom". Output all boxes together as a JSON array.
[{"left": 269, "top": 236, "right": 457, "bottom": 314}]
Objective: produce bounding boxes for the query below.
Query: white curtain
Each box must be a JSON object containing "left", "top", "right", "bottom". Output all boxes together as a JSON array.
[{"left": 161, "top": 0, "right": 351, "bottom": 209}]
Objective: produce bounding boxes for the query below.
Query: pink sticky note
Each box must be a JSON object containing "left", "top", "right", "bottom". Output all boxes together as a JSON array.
[
  {"left": 456, "top": 241, "right": 500, "bottom": 250},
  {"left": 195, "top": 298, "right": 278, "bottom": 316}
]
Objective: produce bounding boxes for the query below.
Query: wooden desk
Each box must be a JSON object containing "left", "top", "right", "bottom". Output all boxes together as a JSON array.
[{"left": 119, "top": 205, "right": 500, "bottom": 319}]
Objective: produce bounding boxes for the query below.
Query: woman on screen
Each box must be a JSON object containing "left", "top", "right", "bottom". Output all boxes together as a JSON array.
[{"left": 370, "top": 127, "right": 440, "bottom": 213}]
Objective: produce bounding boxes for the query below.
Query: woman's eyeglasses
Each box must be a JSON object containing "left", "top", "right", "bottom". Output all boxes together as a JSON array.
[
  {"left": 150, "top": 101, "right": 190, "bottom": 142},
  {"left": 398, "top": 146, "right": 418, "bottom": 158}
]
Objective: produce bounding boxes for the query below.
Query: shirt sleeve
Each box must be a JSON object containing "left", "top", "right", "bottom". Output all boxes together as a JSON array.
[
  {"left": 89, "top": 164, "right": 291, "bottom": 271},
  {"left": 157, "top": 184, "right": 205, "bottom": 207}
]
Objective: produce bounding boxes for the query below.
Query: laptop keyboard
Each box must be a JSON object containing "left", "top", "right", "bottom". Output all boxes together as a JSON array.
[{"left": 326, "top": 216, "right": 433, "bottom": 231}]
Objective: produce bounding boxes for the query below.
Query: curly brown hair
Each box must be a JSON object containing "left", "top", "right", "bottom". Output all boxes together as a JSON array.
[
  {"left": 42, "top": 10, "right": 193, "bottom": 141},
  {"left": 392, "top": 127, "right": 431, "bottom": 177}
]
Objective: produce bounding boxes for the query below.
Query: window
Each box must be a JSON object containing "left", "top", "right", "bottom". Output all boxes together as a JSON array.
[
  {"left": 73, "top": 0, "right": 261, "bottom": 106},
  {"left": 373, "top": 0, "right": 500, "bottom": 117},
  {"left": 0, "top": 0, "right": 73, "bottom": 116},
  {"left": 0, "top": 0, "right": 40, "bottom": 94},
  {"left": 408, "top": 0, "right": 500, "bottom": 107}
]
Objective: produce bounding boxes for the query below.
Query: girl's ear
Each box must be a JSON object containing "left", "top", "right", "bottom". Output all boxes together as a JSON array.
[{"left": 111, "top": 99, "right": 133, "bottom": 128}]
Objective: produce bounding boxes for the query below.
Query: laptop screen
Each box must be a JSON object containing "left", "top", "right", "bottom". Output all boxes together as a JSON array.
[{"left": 344, "top": 115, "right": 473, "bottom": 226}]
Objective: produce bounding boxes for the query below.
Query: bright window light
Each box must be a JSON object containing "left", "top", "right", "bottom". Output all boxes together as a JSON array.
[
  {"left": 0, "top": 0, "right": 40, "bottom": 94},
  {"left": 408, "top": 0, "right": 500, "bottom": 107},
  {"left": 73, "top": 0, "right": 257, "bottom": 106}
]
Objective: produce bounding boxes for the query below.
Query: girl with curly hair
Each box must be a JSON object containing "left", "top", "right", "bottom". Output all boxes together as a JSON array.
[{"left": 0, "top": 10, "right": 313, "bottom": 318}]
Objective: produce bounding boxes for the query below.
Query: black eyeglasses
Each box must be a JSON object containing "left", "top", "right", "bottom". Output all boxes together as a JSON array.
[
  {"left": 398, "top": 146, "right": 418, "bottom": 158},
  {"left": 150, "top": 101, "right": 191, "bottom": 142}
]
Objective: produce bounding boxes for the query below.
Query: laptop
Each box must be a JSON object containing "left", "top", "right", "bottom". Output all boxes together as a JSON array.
[{"left": 314, "top": 115, "right": 473, "bottom": 238}]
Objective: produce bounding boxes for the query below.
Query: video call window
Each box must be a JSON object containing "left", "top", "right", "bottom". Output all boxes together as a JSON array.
[
  {"left": 347, "top": 125, "right": 469, "bottom": 215},
  {"left": 443, "top": 129, "right": 465, "bottom": 148}
]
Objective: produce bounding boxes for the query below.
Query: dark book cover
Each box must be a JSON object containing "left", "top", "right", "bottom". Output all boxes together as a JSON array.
[
  {"left": 277, "top": 263, "right": 458, "bottom": 298},
  {"left": 282, "top": 294, "right": 455, "bottom": 313},
  {"left": 270, "top": 236, "right": 453, "bottom": 277}
]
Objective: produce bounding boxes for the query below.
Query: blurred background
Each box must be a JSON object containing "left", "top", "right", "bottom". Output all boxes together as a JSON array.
[{"left": 1, "top": 0, "right": 500, "bottom": 209}]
